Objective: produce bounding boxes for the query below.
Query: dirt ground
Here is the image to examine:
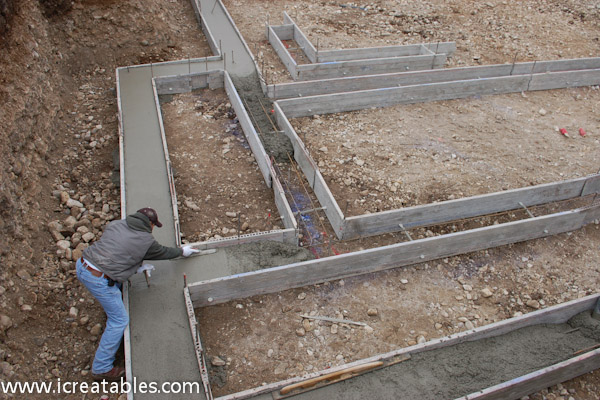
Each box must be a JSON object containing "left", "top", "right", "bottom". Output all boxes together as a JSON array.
[
  {"left": 161, "top": 89, "right": 280, "bottom": 243},
  {"left": 196, "top": 0, "right": 600, "bottom": 398},
  {"left": 224, "top": 0, "right": 600, "bottom": 84},
  {"left": 1, "top": 0, "right": 600, "bottom": 399},
  {"left": 293, "top": 87, "right": 600, "bottom": 216},
  {"left": 0, "top": 0, "right": 209, "bottom": 398}
]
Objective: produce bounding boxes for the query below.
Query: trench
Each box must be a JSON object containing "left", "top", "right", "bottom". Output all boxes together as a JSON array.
[{"left": 288, "top": 311, "right": 600, "bottom": 399}]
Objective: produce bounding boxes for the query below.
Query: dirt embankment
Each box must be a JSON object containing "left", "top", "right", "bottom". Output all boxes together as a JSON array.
[{"left": 0, "top": 0, "right": 208, "bottom": 395}]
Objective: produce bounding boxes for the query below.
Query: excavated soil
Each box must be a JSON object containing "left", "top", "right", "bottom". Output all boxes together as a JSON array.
[
  {"left": 161, "top": 89, "right": 281, "bottom": 243},
  {"left": 2, "top": 0, "right": 600, "bottom": 399},
  {"left": 292, "top": 87, "right": 600, "bottom": 215}
]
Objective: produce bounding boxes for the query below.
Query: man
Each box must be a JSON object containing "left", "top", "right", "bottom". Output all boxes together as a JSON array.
[{"left": 76, "top": 207, "right": 199, "bottom": 381}]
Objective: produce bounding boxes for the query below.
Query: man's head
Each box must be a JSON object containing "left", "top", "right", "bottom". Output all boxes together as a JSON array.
[{"left": 137, "top": 207, "right": 163, "bottom": 228}]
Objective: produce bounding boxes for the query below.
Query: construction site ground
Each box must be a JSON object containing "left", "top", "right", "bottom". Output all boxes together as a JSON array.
[
  {"left": 1, "top": 0, "right": 600, "bottom": 399},
  {"left": 161, "top": 89, "right": 281, "bottom": 243}
]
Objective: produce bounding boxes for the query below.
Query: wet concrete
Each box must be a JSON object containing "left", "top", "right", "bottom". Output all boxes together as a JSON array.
[
  {"left": 233, "top": 73, "right": 294, "bottom": 162},
  {"left": 275, "top": 312, "right": 600, "bottom": 400}
]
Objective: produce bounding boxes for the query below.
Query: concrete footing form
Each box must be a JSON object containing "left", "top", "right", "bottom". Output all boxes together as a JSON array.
[{"left": 116, "top": 1, "right": 600, "bottom": 399}]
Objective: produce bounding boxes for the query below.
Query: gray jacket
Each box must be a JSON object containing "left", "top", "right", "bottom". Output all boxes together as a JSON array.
[{"left": 82, "top": 212, "right": 183, "bottom": 282}]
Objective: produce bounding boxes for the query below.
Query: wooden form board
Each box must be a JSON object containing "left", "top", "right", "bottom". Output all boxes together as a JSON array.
[
  {"left": 343, "top": 174, "right": 600, "bottom": 240},
  {"left": 282, "top": 13, "right": 317, "bottom": 63},
  {"left": 273, "top": 103, "right": 345, "bottom": 236},
  {"left": 293, "top": 54, "right": 448, "bottom": 81},
  {"left": 152, "top": 78, "right": 183, "bottom": 245},
  {"left": 184, "top": 286, "right": 213, "bottom": 400},
  {"left": 267, "top": 25, "right": 298, "bottom": 79},
  {"left": 276, "top": 67, "right": 600, "bottom": 117},
  {"left": 280, "top": 12, "right": 454, "bottom": 63},
  {"left": 457, "top": 349, "right": 600, "bottom": 400},
  {"left": 271, "top": 165, "right": 299, "bottom": 231},
  {"left": 267, "top": 16, "right": 452, "bottom": 82},
  {"left": 207, "top": 293, "right": 600, "bottom": 400},
  {"left": 266, "top": 57, "right": 600, "bottom": 99},
  {"left": 188, "top": 205, "right": 600, "bottom": 307},
  {"left": 188, "top": 228, "right": 297, "bottom": 250},
  {"left": 154, "top": 70, "right": 225, "bottom": 95},
  {"left": 223, "top": 72, "right": 273, "bottom": 186}
]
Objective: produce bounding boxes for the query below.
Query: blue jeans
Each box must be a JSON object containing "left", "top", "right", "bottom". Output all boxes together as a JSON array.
[{"left": 76, "top": 259, "right": 128, "bottom": 374}]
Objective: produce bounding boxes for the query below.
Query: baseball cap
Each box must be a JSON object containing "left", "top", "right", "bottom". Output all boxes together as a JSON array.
[{"left": 137, "top": 207, "right": 163, "bottom": 228}]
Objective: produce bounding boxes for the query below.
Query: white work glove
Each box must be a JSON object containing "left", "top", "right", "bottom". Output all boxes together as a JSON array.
[
  {"left": 137, "top": 263, "right": 155, "bottom": 277},
  {"left": 182, "top": 245, "right": 200, "bottom": 257}
]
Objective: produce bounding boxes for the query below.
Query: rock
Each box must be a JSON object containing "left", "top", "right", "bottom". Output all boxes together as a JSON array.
[
  {"left": 319, "top": 147, "right": 328, "bottom": 153},
  {"left": 302, "top": 319, "right": 313, "bottom": 332},
  {"left": 0, "top": 361, "right": 13, "bottom": 377},
  {"left": 364, "top": 325, "right": 374, "bottom": 333},
  {"left": 267, "top": 349, "right": 274, "bottom": 358},
  {"left": 330, "top": 324, "right": 338, "bottom": 334},
  {"left": 60, "top": 191, "right": 70, "bottom": 204},
  {"left": 69, "top": 307, "right": 79, "bottom": 318},
  {"left": 462, "top": 284, "right": 473, "bottom": 292},
  {"left": 295, "top": 327, "right": 306, "bottom": 337},
  {"left": 82, "top": 232, "right": 95, "bottom": 243},
  {"left": 241, "top": 222, "right": 249, "bottom": 231},
  {"left": 16, "top": 269, "right": 32, "bottom": 280},
  {"left": 435, "top": 323, "right": 442, "bottom": 329},
  {"left": 297, "top": 292, "right": 307, "bottom": 300},
  {"left": 0, "top": 286, "right": 5, "bottom": 296},
  {"left": 225, "top": 211, "right": 237, "bottom": 218},
  {"left": 211, "top": 356, "right": 226, "bottom": 367},
  {"left": 526, "top": 299, "right": 541, "bottom": 309},
  {"left": 0, "top": 315, "right": 12, "bottom": 332},
  {"left": 481, "top": 288, "right": 493, "bottom": 298},
  {"left": 367, "top": 308, "right": 378, "bottom": 316},
  {"left": 90, "top": 324, "right": 102, "bottom": 336},
  {"left": 72, "top": 243, "right": 88, "bottom": 261},
  {"left": 400, "top": 279, "right": 408, "bottom": 284},
  {"left": 354, "top": 158, "right": 365, "bottom": 166},
  {"left": 66, "top": 198, "right": 84, "bottom": 209},
  {"left": 185, "top": 200, "right": 201, "bottom": 211},
  {"left": 56, "top": 240, "right": 71, "bottom": 251},
  {"left": 538, "top": 108, "right": 547, "bottom": 116},
  {"left": 63, "top": 216, "right": 78, "bottom": 231},
  {"left": 80, "top": 316, "right": 89, "bottom": 325},
  {"left": 465, "top": 320, "right": 475, "bottom": 330},
  {"left": 102, "top": 204, "right": 111, "bottom": 214},
  {"left": 417, "top": 335, "right": 426, "bottom": 344},
  {"left": 21, "top": 305, "right": 32, "bottom": 312}
]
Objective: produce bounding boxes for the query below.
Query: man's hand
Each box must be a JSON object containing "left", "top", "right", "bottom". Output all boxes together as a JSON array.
[
  {"left": 182, "top": 245, "right": 200, "bottom": 257},
  {"left": 137, "top": 263, "right": 155, "bottom": 277}
]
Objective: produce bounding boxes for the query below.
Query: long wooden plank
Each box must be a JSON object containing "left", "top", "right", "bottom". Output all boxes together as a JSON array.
[
  {"left": 271, "top": 165, "right": 299, "bottom": 231},
  {"left": 277, "top": 75, "right": 532, "bottom": 117},
  {"left": 266, "top": 58, "right": 600, "bottom": 99},
  {"left": 188, "top": 228, "right": 297, "bottom": 250},
  {"left": 529, "top": 68, "right": 600, "bottom": 90},
  {"left": 457, "top": 349, "right": 600, "bottom": 400},
  {"left": 189, "top": 206, "right": 599, "bottom": 306},
  {"left": 295, "top": 54, "right": 445, "bottom": 81},
  {"left": 280, "top": 12, "right": 317, "bottom": 63},
  {"left": 223, "top": 72, "right": 272, "bottom": 186},
  {"left": 274, "top": 103, "right": 344, "bottom": 235},
  {"left": 213, "top": 294, "right": 600, "bottom": 400},
  {"left": 343, "top": 175, "right": 599, "bottom": 239},
  {"left": 152, "top": 78, "right": 182, "bottom": 245},
  {"left": 582, "top": 175, "right": 600, "bottom": 196},
  {"left": 316, "top": 43, "right": 454, "bottom": 62}
]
